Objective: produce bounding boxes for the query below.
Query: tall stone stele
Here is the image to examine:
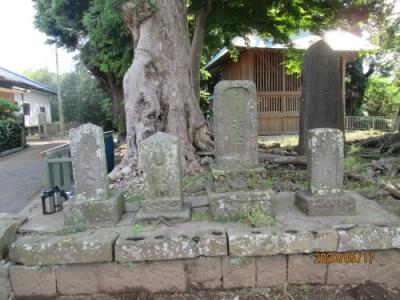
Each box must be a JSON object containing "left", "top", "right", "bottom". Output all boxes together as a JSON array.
[
  {"left": 38, "top": 112, "right": 48, "bottom": 140},
  {"left": 136, "top": 132, "right": 191, "bottom": 221},
  {"left": 295, "top": 128, "right": 356, "bottom": 216},
  {"left": 64, "top": 123, "right": 123, "bottom": 226},
  {"left": 298, "top": 40, "right": 344, "bottom": 155},
  {"left": 208, "top": 81, "right": 275, "bottom": 219}
]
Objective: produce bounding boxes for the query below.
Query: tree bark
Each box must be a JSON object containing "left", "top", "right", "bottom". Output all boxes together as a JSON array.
[
  {"left": 120, "top": 0, "right": 213, "bottom": 175},
  {"left": 190, "top": 0, "right": 212, "bottom": 101}
]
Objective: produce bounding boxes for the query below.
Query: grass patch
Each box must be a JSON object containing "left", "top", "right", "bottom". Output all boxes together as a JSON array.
[
  {"left": 125, "top": 192, "right": 144, "bottom": 203},
  {"left": 264, "top": 165, "right": 307, "bottom": 192},
  {"left": 258, "top": 135, "right": 298, "bottom": 150},
  {"left": 218, "top": 208, "right": 276, "bottom": 228},
  {"left": 132, "top": 223, "right": 143, "bottom": 233},
  {"left": 344, "top": 144, "right": 367, "bottom": 173},
  {"left": 258, "top": 130, "right": 384, "bottom": 151},
  {"left": 182, "top": 171, "right": 209, "bottom": 194},
  {"left": 344, "top": 179, "right": 375, "bottom": 191},
  {"left": 346, "top": 130, "right": 384, "bottom": 142},
  {"left": 191, "top": 211, "right": 212, "bottom": 222}
]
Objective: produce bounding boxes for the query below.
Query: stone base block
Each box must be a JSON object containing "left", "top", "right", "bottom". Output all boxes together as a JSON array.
[
  {"left": 367, "top": 249, "right": 400, "bottom": 288},
  {"left": 115, "top": 224, "right": 227, "bottom": 262},
  {"left": 256, "top": 255, "right": 287, "bottom": 286},
  {"left": 208, "top": 189, "right": 275, "bottom": 219},
  {"left": 211, "top": 167, "right": 267, "bottom": 193},
  {"left": 288, "top": 254, "right": 327, "bottom": 284},
  {"left": 136, "top": 202, "right": 191, "bottom": 222},
  {"left": 295, "top": 190, "right": 356, "bottom": 216},
  {"left": 140, "top": 197, "right": 183, "bottom": 213},
  {"left": 0, "top": 262, "right": 13, "bottom": 300},
  {"left": 56, "top": 264, "right": 100, "bottom": 295},
  {"left": 0, "top": 214, "right": 26, "bottom": 259},
  {"left": 186, "top": 257, "right": 223, "bottom": 289},
  {"left": 327, "top": 260, "right": 368, "bottom": 284},
  {"left": 98, "top": 261, "right": 186, "bottom": 293},
  {"left": 9, "top": 229, "right": 117, "bottom": 266},
  {"left": 64, "top": 192, "right": 124, "bottom": 226},
  {"left": 9, "top": 265, "right": 56, "bottom": 298},
  {"left": 222, "top": 257, "right": 255, "bottom": 289}
]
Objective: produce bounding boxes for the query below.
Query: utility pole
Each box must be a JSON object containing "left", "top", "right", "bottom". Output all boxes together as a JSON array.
[{"left": 55, "top": 46, "right": 64, "bottom": 138}]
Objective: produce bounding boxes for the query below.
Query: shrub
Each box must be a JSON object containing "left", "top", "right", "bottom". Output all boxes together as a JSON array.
[
  {"left": 0, "top": 119, "right": 22, "bottom": 152},
  {"left": 0, "top": 98, "right": 19, "bottom": 120},
  {"left": 363, "top": 77, "right": 400, "bottom": 116}
]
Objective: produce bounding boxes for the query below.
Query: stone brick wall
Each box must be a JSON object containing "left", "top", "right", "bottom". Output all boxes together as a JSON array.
[{"left": 5, "top": 250, "right": 400, "bottom": 298}]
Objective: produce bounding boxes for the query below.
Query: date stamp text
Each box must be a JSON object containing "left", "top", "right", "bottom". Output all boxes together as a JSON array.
[{"left": 314, "top": 252, "right": 375, "bottom": 264}]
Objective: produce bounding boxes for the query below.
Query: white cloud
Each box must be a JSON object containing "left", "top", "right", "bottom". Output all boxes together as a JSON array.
[{"left": 0, "top": 0, "right": 76, "bottom": 74}]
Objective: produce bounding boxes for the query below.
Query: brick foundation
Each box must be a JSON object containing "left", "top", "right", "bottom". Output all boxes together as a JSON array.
[{"left": 5, "top": 250, "right": 400, "bottom": 298}]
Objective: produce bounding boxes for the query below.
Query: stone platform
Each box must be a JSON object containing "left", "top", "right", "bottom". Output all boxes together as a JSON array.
[
  {"left": 295, "top": 190, "right": 356, "bottom": 216},
  {"left": 1, "top": 192, "right": 400, "bottom": 298}
]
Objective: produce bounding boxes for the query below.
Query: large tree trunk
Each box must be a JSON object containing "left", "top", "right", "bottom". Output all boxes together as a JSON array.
[
  {"left": 120, "top": 0, "right": 213, "bottom": 175},
  {"left": 190, "top": 0, "right": 212, "bottom": 101}
]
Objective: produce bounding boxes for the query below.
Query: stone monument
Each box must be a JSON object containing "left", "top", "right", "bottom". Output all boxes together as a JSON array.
[
  {"left": 38, "top": 112, "right": 48, "bottom": 140},
  {"left": 298, "top": 40, "right": 344, "bottom": 155},
  {"left": 295, "top": 128, "right": 356, "bottom": 216},
  {"left": 136, "top": 132, "right": 191, "bottom": 221},
  {"left": 64, "top": 123, "right": 123, "bottom": 226},
  {"left": 208, "top": 81, "right": 275, "bottom": 219}
]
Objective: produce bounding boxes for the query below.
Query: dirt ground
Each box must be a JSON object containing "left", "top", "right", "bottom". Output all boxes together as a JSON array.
[{"left": 113, "top": 282, "right": 399, "bottom": 300}]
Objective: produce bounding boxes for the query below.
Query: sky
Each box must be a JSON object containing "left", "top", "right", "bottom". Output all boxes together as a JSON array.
[{"left": 0, "top": 0, "right": 76, "bottom": 74}]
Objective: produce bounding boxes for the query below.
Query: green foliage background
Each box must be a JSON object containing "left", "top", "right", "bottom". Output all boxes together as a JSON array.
[
  {"left": 0, "top": 99, "right": 22, "bottom": 152},
  {"left": 363, "top": 76, "right": 400, "bottom": 116},
  {"left": 23, "top": 67, "right": 113, "bottom": 131}
]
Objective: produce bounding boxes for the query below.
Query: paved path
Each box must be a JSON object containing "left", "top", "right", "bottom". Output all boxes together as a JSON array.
[{"left": 0, "top": 140, "right": 66, "bottom": 213}]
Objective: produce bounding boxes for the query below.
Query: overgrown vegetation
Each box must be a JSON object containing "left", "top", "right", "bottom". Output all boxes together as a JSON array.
[
  {"left": 191, "top": 211, "right": 212, "bottom": 222},
  {"left": 217, "top": 208, "right": 276, "bottom": 228},
  {"left": 0, "top": 99, "right": 22, "bottom": 153},
  {"left": 363, "top": 76, "right": 400, "bottom": 116},
  {"left": 182, "top": 172, "right": 209, "bottom": 195},
  {"left": 23, "top": 66, "right": 114, "bottom": 131}
]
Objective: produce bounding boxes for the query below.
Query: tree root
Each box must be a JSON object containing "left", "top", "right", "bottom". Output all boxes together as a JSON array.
[
  {"left": 193, "top": 125, "right": 214, "bottom": 151},
  {"left": 348, "top": 172, "right": 400, "bottom": 199},
  {"left": 259, "top": 152, "right": 306, "bottom": 165}
]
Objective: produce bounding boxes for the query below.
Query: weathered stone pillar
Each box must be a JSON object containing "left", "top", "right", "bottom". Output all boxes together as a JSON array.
[
  {"left": 136, "top": 132, "right": 191, "bottom": 221},
  {"left": 64, "top": 123, "right": 123, "bottom": 226},
  {"left": 38, "top": 112, "right": 48, "bottom": 140},
  {"left": 295, "top": 128, "right": 355, "bottom": 216},
  {"left": 208, "top": 81, "right": 275, "bottom": 219},
  {"left": 298, "top": 40, "right": 344, "bottom": 155}
]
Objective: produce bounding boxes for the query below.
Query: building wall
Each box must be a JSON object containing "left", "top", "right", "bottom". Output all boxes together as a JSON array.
[
  {"left": 14, "top": 90, "right": 52, "bottom": 127},
  {"left": 218, "top": 48, "right": 346, "bottom": 135},
  {"left": 221, "top": 49, "right": 302, "bottom": 134},
  {"left": 0, "top": 91, "right": 15, "bottom": 102}
]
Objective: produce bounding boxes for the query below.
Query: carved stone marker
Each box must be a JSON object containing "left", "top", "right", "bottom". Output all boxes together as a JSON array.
[
  {"left": 208, "top": 81, "right": 275, "bottom": 219},
  {"left": 136, "top": 132, "right": 191, "bottom": 221},
  {"left": 295, "top": 128, "right": 356, "bottom": 216},
  {"left": 64, "top": 123, "right": 123, "bottom": 226},
  {"left": 298, "top": 40, "right": 344, "bottom": 155},
  {"left": 214, "top": 81, "right": 258, "bottom": 169},
  {"left": 38, "top": 112, "right": 48, "bottom": 140}
]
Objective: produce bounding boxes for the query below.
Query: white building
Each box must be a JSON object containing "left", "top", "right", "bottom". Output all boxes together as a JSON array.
[{"left": 0, "top": 66, "right": 56, "bottom": 131}]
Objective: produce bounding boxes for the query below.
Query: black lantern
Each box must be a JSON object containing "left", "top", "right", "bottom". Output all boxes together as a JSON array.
[{"left": 41, "top": 189, "right": 56, "bottom": 214}]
